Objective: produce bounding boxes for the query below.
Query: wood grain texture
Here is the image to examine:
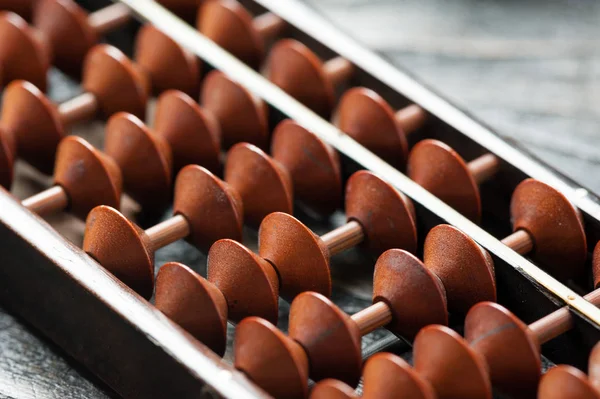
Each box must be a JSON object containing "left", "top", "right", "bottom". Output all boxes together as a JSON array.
[{"left": 0, "top": 0, "right": 599, "bottom": 398}]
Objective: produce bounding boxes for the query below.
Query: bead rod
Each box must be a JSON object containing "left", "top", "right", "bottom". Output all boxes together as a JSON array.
[
  {"left": 468, "top": 153, "right": 501, "bottom": 185},
  {"left": 88, "top": 3, "right": 132, "bottom": 37},
  {"left": 320, "top": 220, "right": 364, "bottom": 256},
  {"left": 253, "top": 13, "right": 286, "bottom": 41},
  {"left": 145, "top": 214, "right": 190, "bottom": 252},
  {"left": 501, "top": 229, "right": 534, "bottom": 255},
  {"left": 58, "top": 92, "right": 99, "bottom": 128},
  {"left": 22, "top": 186, "right": 69, "bottom": 216},
  {"left": 323, "top": 57, "right": 354, "bottom": 88},
  {"left": 351, "top": 301, "right": 392, "bottom": 336},
  {"left": 395, "top": 104, "right": 427, "bottom": 134}
]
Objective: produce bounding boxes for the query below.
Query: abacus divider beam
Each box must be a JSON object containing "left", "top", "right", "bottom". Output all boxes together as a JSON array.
[
  {"left": 320, "top": 220, "right": 364, "bottom": 256},
  {"left": 350, "top": 301, "right": 392, "bottom": 336},
  {"left": 22, "top": 186, "right": 69, "bottom": 216},
  {"left": 144, "top": 214, "right": 190, "bottom": 253},
  {"left": 528, "top": 288, "right": 600, "bottom": 345},
  {"left": 468, "top": 153, "right": 501, "bottom": 185},
  {"left": 395, "top": 104, "right": 427, "bottom": 134},
  {"left": 501, "top": 229, "right": 534, "bottom": 255},
  {"left": 87, "top": 3, "right": 132, "bottom": 37},
  {"left": 252, "top": 13, "right": 285, "bottom": 41},
  {"left": 323, "top": 57, "right": 354, "bottom": 88},
  {"left": 58, "top": 92, "right": 99, "bottom": 129}
]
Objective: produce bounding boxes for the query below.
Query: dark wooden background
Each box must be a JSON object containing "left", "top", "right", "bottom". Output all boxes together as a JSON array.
[{"left": 1, "top": 0, "right": 599, "bottom": 397}]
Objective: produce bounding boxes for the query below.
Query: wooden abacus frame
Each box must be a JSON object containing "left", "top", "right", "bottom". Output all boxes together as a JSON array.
[{"left": 1, "top": 0, "right": 600, "bottom": 397}]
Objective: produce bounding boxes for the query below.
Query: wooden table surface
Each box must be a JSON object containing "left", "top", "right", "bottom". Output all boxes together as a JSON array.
[{"left": 1, "top": 0, "right": 599, "bottom": 398}]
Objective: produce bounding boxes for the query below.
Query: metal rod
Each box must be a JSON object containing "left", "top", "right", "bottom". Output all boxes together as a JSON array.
[
  {"left": 320, "top": 220, "right": 364, "bottom": 256},
  {"left": 351, "top": 301, "right": 393, "bottom": 336},
  {"left": 58, "top": 92, "right": 98, "bottom": 128},
  {"left": 88, "top": 3, "right": 132, "bottom": 37},
  {"left": 22, "top": 186, "right": 69, "bottom": 217},
  {"left": 468, "top": 153, "right": 501, "bottom": 185},
  {"left": 145, "top": 214, "right": 190, "bottom": 252},
  {"left": 322, "top": 57, "right": 354, "bottom": 88},
  {"left": 252, "top": 13, "right": 285, "bottom": 41},
  {"left": 501, "top": 229, "right": 533, "bottom": 255}
]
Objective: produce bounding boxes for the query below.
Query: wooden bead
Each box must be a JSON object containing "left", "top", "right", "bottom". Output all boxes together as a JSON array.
[
  {"left": 259, "top": 211, "right": 331, "bottom": 299},
  {"left": 0, "top": 0, "right": 35, "bottom": 20},
  {"left": 289, "top": 292, "right": 362, "bottom": 385},
  {"left": 336, "top": 87, "right": 425, "bottom": 169},
  {"left": 82, "top": 44, "right": 149, "bottom": 120},
  {"left": 84, "top": 205, "right": 154, "bottom": 298},
  {"left": 155, "top": 262, "right": 228, "bottom": 356},
  {"left": 0, "top": 127, "right": 14, "bottom": 189},
  {"left": 464, "top": 301, "right": 541, "bottom": 397},
  {"left": 362, "top": 353, "right": 436, "bottom": 399},
  {"left": 53, "top": 136, "right": 121, "bottom": 219},
  {"left": 134, "top": 24, "right": 201, "bottom": 96},
  {"left": 173, "top": 165, "right": 243, "bottom": 252},
  {"left": 224, "top": 142, "right": 293, "bottom": 227},
  {"left": 590, "top": 340, "right": 600, "bottom": 391},
  {"left": 207, "top": 239, "right": 279, "bottom": 323},
  {"left": 593, "top": 242, "right": 600, "bottom": 288},
  {"left": 408, "top": 139, "right": 482, "bottom": 222},
  {"left": 423, "top": 224, "right": 495, "bottom": 314},
  {"left": 510, "top": 178, "right": 587, "bottom": 280},
  {"left": 538, "top": 366, "right": 599, "bottom": 399},
  {"left": 310, "top": 379, "right": 357, "bottom": 399},
  {"left": 0, "top": 12, "right": 50, "bottom": 90},
  {"left": 373, "top": 249, "right": 447, "bottom": 339},
  {"left": 235, "top": 317, "right": 309, "bottom": 399},
  {"left": 267, "top": 39, "right": 353, "bottom": 117},
  {"left": 345, "top": 170, "right": 417, "bottom": 255},
  {"left": 104, "top": 113, "right": 173, "bottom": 210},
  {"left": 270, "top": 119, "right": 342, "bottom": 216},
  {"left": 197, "top": 0, "right": 284, "bottom": 69},
  {"left": 1, "top": 80, "right": 64, "bottom": 173},
  {"left": 154, "top": 90, "right": 221, "bottom": 174},
  {"left": 414, "top": 325, "right": 492, "bottom": 399},
  {"left": 200, "top": 70, "right": 268, "bottom": 150}
]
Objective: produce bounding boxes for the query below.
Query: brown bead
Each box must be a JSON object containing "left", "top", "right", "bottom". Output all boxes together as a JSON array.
[
  {"left": 235, "top": 317, "right": 309, "bottom": 399},
  {"left": 197, "top": 0, "right": 265, "bottom": 69},
  {"left": 0, "top": 0, "right": 35, "bottom": 20},
  {"left": 157, "top": 0, "right": 202, "bottom": 22},
  {"left": 593, "top": 242, "right": 600, "bottom": 289},
  {"left": 289, "top": 292, "right": 362, "bottom": 385},
  {"left": 82, "top": 44, "right": 149, "bottom": 120},
  {"left": 271, "top": 119, "right": 342, "bottom": 216},
  {"left": 104, "top": 112, "right": 173, "bottom": 210},
  {"left": 414, "top": 325, "right": 492, "bottom": 399},
  {"left": 511, "top": 178, "right": 587, "bottom": 280},
  {"left": 464, "top": 301, "right": 541, "bottom": 397},
  {"left": 134, "top": 25, "right": 201, "bottom": 97},
  {"left": 1, "top": 80, "right": 64, "bottom": 173},
  {"left": 207, "top": 239, "right": 279, "bottom": 323},
  {"left": 155, "top": 262, "right": 228, "bottom": 356},
  {"left": 0, "top": 128, "right": 14, "bottom": 189},
  {"left": 373, "top": 249, "right": 447, "bottom": 339},
  {"left": 154, "top": 90, "right": 221, "bottom": 174},
  {"left": 589, "top": 340, "right": 600, "bottom": 391},
  {"left": 336, "top": 87, "right": 409, "bottom": 169},
  {"left": 423, "top": 224, "right": 495, "bottom": 314},
  {"left": 200, "top": 70, "right": 268, "bottom": 150},
  {"left": 83, "top": 205, "right": 154, "bottom": 299},
  {"left": 224, "top": 142, "right": 293, "bottom": 227},
  {"left": 33, "top": 0, "right": 97, "bottom": 77},
  {"left": 538, "top": 366, "right": 599, "bottom": 399},
  {"left": 259, "top": 212, "right": 331, "bottom": 299},
  {"left": 362, "top": 353, "right": 436, "bottom": 399},
  {"left": 54, "top": 136, "right": 122, "bottom": 219},
  {"left": 346, "top": 170, "right": 417, "bottom": 255},
  {"left": 0, "top": 12, "right": 50, "bottom": 91},
  {"left": 267, "top": 39, "right": 336, "bottom": 117},
  {"left": 408, "top": 139, "right": 481, "bottom": 222},
  {"left": 173, "top": 165, "right": 243, "bottom": 252},
  {"left": 310, "top": 380, "right": 357, "bottom": 399}
]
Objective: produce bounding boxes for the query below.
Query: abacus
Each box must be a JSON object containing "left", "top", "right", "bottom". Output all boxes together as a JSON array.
[{"left": 1, "top": 0, "right": 600, "bottom": 398}]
